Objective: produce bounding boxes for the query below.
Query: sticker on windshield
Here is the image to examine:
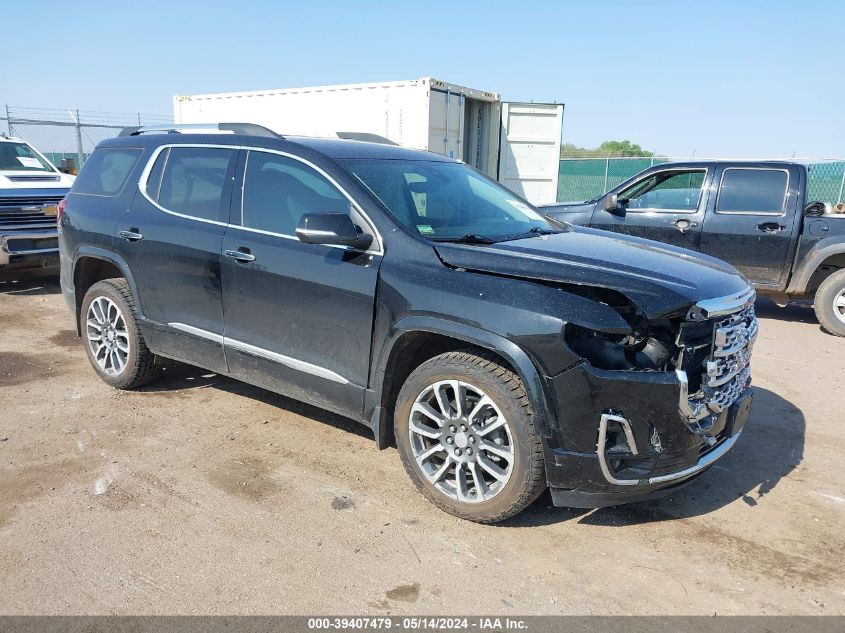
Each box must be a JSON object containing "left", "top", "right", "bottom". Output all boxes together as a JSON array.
[
  {"left": 416, "top": 224, "right": 435, "bottom": 235},
  {"left": 17, "top": 156, "right": 43, "bottom": 168},
  {"left": 506, "top": 199, "right": 544, "bottom": 220}
]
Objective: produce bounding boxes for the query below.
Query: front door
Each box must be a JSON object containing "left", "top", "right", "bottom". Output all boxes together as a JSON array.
[
  {"left": 590, "top": 167, "right": 710, "bottom": 250},
  {"left": 115, "top": 144, "right": 237, "bottom": 372},
  {"left": 220, "top": 149, "right": 382, "bottom": 419},
  {"left": 698, "top": 165, "right": 800, "bottom": 289}
]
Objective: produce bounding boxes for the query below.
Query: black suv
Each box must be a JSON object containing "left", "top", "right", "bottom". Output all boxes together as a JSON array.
[{"left": 59, "top": 123, "right": 758, "bottom": 523}]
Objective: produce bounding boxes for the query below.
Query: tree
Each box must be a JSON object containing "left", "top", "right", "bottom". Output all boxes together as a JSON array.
[
  {"left": 560, "top": 140, "right": 655, "bottom": 158},
  {"left": 596, "top": 140, "right": 654, "bottom": 157}
]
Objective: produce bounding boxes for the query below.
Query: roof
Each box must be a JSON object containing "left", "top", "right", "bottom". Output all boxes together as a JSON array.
[{"left": 659, "top": 159, "right": 808, "bottom": 168}]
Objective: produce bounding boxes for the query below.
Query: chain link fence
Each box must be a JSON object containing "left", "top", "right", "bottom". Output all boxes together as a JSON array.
[
  {"left": 558, "top": 156, "right": 845, "bottom": 205},
  {"left": 1, "top": 105, "right": 171, "bottom": 172}
]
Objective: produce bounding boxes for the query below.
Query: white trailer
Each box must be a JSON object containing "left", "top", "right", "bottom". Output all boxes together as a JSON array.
[{"left": 173, "top": 78, "right": 563, "bottom": 205}]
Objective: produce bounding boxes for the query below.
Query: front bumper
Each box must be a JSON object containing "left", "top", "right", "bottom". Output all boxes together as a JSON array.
[
  {"left": 542, "top": 361, "right": 751, "bottom": 508},
  {"left": 0, "top": 228, "right": 59, "bottom": 268}
]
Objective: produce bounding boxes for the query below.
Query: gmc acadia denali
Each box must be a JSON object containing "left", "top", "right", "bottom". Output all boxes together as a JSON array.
[{"left": 58, "top": 124, "right": 758, "bottom": 522}]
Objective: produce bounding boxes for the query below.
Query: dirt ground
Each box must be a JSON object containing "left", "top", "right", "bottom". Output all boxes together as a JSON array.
[{"left": 0, "top": 271, "right": 843, "bottom": 616}]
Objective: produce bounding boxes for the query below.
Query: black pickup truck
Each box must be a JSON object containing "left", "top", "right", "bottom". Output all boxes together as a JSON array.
[{"left": 543, "top": 161, "right": 845, "bottom": 335}]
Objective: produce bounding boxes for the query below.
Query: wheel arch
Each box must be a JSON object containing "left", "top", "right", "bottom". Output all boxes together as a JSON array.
[
  {"left": 789, "top": 242, "right": 845, "bottom": 295},
  {"left": 71, "top": 247, "right": 139, "bottom": 335},
  {"left": 367, "top": 316, "right": 555, "bottom": 450}
]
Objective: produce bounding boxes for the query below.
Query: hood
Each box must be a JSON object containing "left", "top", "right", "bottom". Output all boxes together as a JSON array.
[
  {"left": 0, "top": 170, "right": 75, "bottom": 190},
  {"left": 433, "top": 225, "right": 750, "bottom": 319}
]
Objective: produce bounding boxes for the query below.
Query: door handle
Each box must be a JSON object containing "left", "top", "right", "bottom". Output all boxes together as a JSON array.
[
  {"left": 224, "top": 248, "right": 256, "bottom": 263},
  {"left": 757, "top": 222, "right": 786, "bottom": 233},
  {"left": 672, "top": 218, "right": 699, "bottom": 233},
  {"left": 118, "top": 229, "right": 143, "bottom": 242}
]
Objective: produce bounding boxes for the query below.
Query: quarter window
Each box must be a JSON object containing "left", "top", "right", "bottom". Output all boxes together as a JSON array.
[
  {"left": 157, "top": 147, "right": 235, "bottom": 222},
  {"left": 241, "top": 151, "right": 350, "bottom": 235},
  {"left": 618, "top": 169, "right": 706, "bottom": 213},
  {"left": 73, "top": 148, "right": 142, "bottom": 196},
  {"left": 716, "top": 169, "right": 788, "bottom": 215}
]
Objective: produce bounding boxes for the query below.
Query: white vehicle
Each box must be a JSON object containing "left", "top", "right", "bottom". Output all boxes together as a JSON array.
[
  {"left": 0, "top": 135, "right": 75, "bottom": 270},
  {"left": 173, "top": 78, "right": 564, "bottom": 205}
]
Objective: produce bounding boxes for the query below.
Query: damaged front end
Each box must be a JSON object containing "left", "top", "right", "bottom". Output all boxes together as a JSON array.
[{"left": 546, "top": 286, "right": 757, "bottom": 508}]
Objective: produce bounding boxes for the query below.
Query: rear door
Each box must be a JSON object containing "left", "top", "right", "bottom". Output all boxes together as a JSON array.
[
  {"left": 589, "top": 167, "right": 710, "bottom": 250},
  {"left": 220, "top": 148, "right": 382, "bottom": 419},
  {"left": 497, "top": 102, "right": 564, "bottom": 206},
  {"left": 699, "top": 165, "right": 801, "bottom": 289},
  {"left": 114, "top": 144, "right": 237, "bottom": 372}
]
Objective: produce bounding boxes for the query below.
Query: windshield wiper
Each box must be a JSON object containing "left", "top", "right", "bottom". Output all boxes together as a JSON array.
[
  {"left": 497, "top": 226, "right": 562, "bottom": 242},
  {"left": 431, "top": 233, "right": 498, "bottom": 245}
]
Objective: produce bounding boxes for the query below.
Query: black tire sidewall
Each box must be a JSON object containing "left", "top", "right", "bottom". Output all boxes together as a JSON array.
[
  {"left": 395, "top": 355, "right": 541, "bottom": 522},
  {"left": 80, "top": 280, "right": 144, "bottom": 388}
]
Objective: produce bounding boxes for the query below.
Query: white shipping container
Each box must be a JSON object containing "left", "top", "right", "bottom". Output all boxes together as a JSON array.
[{"left": 174, "top": 77, "right": 563, "bottom": 204}]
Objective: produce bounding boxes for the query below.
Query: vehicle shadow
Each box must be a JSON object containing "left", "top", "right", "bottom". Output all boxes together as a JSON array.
[
  {"left": 0, "top": 270, "right": 60, "bottom": 296},
  {"left": 139, "top": 361, "right": 373, "bottom": 440},
  {"left": 754, "top": 297, "right": 818, "bottom": 325},
  {"left": 132, "top": 364, "right": 805, "bottom": 526},
  {"left": 502, "top": 386, "right": 805, "bottom": 528}
]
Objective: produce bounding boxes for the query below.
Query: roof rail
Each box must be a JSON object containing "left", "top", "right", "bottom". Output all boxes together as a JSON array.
[
  {"left": 118, "top": 122, "right": 283, "bottom": 139},
  {"left": 335, "top": 132, "right": 398, "bottom": 146}
]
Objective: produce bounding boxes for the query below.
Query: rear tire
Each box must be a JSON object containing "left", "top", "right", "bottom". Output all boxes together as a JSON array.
[
  {"left": 394, "top": 350, "right": 546, "bottom": 523},
  {"left": 80, "top": 279, "right": 161, "bottom": 389},
  {"left": 814, "top": 269, "right": 845, "bottom": 336}
]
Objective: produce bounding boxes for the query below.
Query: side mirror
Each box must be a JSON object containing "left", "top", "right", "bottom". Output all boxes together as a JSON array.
[
  {"left": 603, "top": 193, "right": 624, "bottom": 215},
  {"left": 295, "top": 213, "right": 373, "bottom": 250}
]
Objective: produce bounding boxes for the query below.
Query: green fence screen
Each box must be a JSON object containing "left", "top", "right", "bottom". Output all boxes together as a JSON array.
[{"left": 557, "top": 158, "right": 845, "bottom": 206}]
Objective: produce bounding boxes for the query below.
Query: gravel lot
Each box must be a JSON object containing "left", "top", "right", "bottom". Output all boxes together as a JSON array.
[{"left": 1, "top": 271, "right": 843, "bottom": 615}]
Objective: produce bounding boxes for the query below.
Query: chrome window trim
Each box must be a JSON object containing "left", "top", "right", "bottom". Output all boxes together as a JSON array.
[
  {"left": 237, "top": 147, "right": 384, "bottom": 256},
  {"left": 168, "top": 322, "right": 350, "bottom": 385},
  {"left": 138, "top": 143, "right": 384, "bottom": 255},
  {"left": 714, "top": 167, "right": 790, "bottom": 216},
  {"left": 138, "top": 143, "right": 238, "bottom": 228},
  {"left": 616, "top": 167, "right": 709, "bottom": 215}
]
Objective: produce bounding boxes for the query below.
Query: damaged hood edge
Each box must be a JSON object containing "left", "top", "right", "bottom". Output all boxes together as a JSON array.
[{"left": 433, "top": 228, "right": 750, "bottom": 320}]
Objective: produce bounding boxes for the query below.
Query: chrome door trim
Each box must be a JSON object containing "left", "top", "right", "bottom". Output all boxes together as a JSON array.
[
  {"left": 169, "top": 322, "right": 224, "bottom": 343},
  {"left": 168, "top": 322, "right": 350, "bottom": 385}
]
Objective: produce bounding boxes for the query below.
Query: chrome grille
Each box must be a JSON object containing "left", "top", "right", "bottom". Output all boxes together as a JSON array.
[
  {"left": 0, "top": 195, "right": 64, "bottom": 230},
  {"left": 678, "top": 297, "right": 757, "bottom": 429}
]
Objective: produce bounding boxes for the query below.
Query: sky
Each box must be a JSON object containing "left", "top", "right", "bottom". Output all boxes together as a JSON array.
[{"left": 5, "top": 0, "right": 844, "bottom": 158}]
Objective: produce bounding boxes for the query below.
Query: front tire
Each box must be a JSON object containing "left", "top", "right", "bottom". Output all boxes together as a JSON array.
[
  {"left": 814, "top": 269, "right": 845, "bottom": 336},
  {"left": 394, "top": 350, "right": 546, "bottom": 523},
  {"left": 81, "top": 279, "right": 161, "bottom": 389}
]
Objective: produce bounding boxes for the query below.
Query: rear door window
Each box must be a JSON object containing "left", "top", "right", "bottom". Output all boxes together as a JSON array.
[
  {"left": 73, "top": 147, "right": 143, "bottom": 196},
  {"left": 240, "top": 151, "right": 350, "bottom": 235},
  {"left": 716, "top": 168, "right": 788, "bottom": 215},
  {"left": 157, "top": 147, "right": 236, "bottom": 222}
]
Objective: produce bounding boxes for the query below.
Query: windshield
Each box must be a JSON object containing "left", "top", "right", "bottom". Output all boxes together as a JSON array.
[
  {"left": 340, "top": 159, "right": 561, "bottom": 242},
  {"left": 0, "top": 142, "right": 55, "bottom": 172}
]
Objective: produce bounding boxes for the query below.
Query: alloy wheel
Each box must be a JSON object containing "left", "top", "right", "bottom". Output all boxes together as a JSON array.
[
  {"left": 408, "top": 380, "right": 514, "bottom": 503},
  {"left": 86, "top": 296, "right": 130, "bottom": 376}
]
